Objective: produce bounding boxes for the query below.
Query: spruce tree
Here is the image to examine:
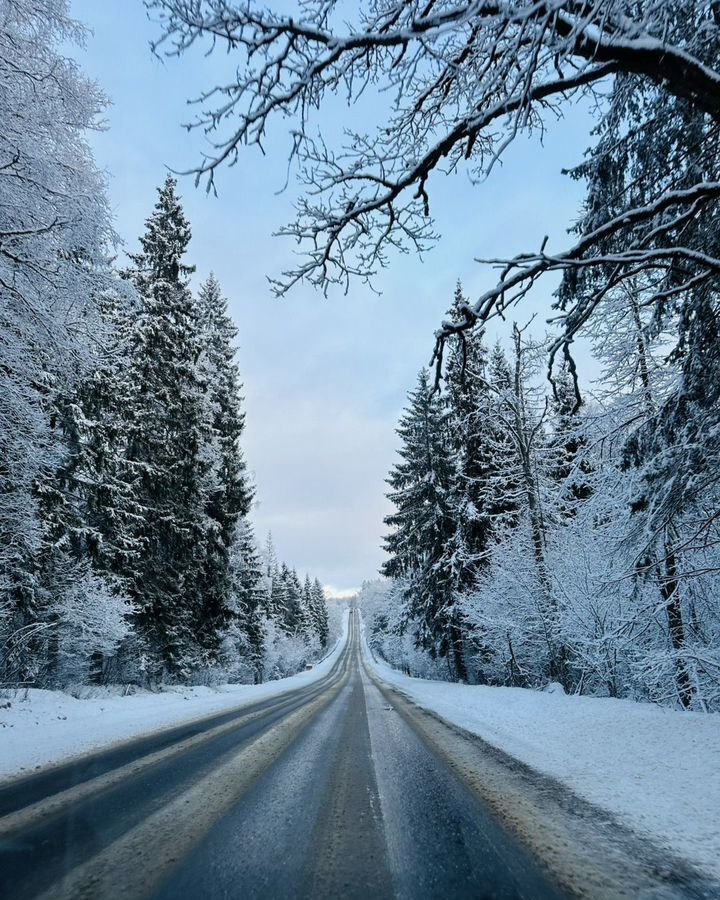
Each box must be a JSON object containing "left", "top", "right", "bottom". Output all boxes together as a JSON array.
[
  {"left": 123, "top": 176, "right": 212, "bottom": 678},
  {"left": 34, "top": 286, "right": 139, "bottom": 683},
  {"left": 310, "top": 578, "right": 330, "bottom": 647},
  {"left": 441, "top": 284, "right": 508, "bottom": 679},
  {"left": 548, "top": 364, "right": 593, "bottom": 517},
  {"left": 443, "top": 284, "right": 496, "bottom": 586},
  {"left": 382, "top": 369, "right": 460, "bottom": 676},
  {"left": 279, "top": 564, "right": 303, "bottom": 633},
  {"left": 486, "top": 344, "right": 524, "bottom": 531},
  {"left": 196, "top": 273, "right": 254, "bottom": 662},
  {"left": 227, "top": 519, "right": 267, "bottom": 682}
]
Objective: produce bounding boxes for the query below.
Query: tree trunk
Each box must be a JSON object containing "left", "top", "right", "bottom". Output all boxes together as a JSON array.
[
  {"left": 660, "top": 535, "right": 693, "bottom": 709},
  {"left": 511, "top": 325, "right": 568, "bottom": 688},
  {"left": 450, "top": 617, "right": 468, "bottom": 683},
  {"left": 506, "top": 633, "right": 528, "bottom": 687}
]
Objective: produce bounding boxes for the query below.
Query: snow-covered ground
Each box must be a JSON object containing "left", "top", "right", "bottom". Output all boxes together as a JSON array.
[
  {"left": 363, "top": 635, "right": 720, "bottom": 880},
  {"left": 0, "top": 612, "right": 349, "bottom": 783}
]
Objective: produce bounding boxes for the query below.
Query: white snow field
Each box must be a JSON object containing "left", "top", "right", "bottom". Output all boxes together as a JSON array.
[
  {"left": 363, "top": 635, "right": 720, "bottom": 880},
  {"left": 0, "top": 612, "right": 349, "bottom": 782}
]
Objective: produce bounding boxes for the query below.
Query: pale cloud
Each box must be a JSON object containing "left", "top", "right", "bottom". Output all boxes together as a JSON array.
[{"left": 323, "top": 586, "right": 359, "bottom": 601}]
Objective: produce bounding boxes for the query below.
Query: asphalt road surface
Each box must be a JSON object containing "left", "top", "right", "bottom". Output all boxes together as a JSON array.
[{"left": 0, "top": 611, "right": 716, "bottom": 900}]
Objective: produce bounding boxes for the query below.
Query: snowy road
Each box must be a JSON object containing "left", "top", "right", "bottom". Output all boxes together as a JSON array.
[{"left": 0, "top": 611, "right": 715, "bottom": 899}]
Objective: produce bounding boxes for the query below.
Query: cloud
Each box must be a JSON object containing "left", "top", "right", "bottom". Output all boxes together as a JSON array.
[{"left": 323, "top": 585, "right": 358, "bottom": 600}]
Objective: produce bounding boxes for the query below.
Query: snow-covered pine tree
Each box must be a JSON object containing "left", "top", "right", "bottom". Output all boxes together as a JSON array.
[
  {"left": 484, "top": 345, "right": 524, "bottom": 533},
  {"left": 547, "top": 363, "right": 593, "bottom": 519},
  {"left": 311, "top": 579, "right": 330, "bottom": 647},
  {"left": 261, "top": 532, "right": 281, "bottom": 619},
  {"left": 122, "top": 176, "right": 214, "bottom": 679},
  {"left": 382, "top": 369, "right": 461, "bottom": 678},
  {"left": 272, "top": 562, "right": 291, "bottom": 628},
  {"left": 283, "top": 565, "right": 305, "bottom": 634},
  {"left": 34, "top": 284, "right": 139, "bottom": 683},
  {"left": 301, "top": 575, "right": 314, "bottom": 639},
  {"left": 223, "top": 519, "right": 267, "bottom": 683},
  {"left": 440, "top": 283, "right": 502, "bottom": 680},
  {"left": 306, "top": 576, "right": 330, "bottom": 647},
  {"left": 196, "top": 273, "right": 254, "bottom": 664}
]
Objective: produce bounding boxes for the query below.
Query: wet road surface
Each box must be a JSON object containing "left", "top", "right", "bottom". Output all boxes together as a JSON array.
[{"left": 0, "top": 611, "right": 714, "bottom": 899}]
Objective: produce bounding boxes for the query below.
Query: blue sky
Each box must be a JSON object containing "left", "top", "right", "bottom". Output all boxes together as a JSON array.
[{"left": 69, "top": 0, "right": 596, "bottom": 594}]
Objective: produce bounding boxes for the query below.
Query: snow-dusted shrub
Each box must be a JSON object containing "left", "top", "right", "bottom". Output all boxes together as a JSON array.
[
  {"left": 217, "top": 623, "right": 261, "bottom": 685},
  {"left": 50, "top": 566, "right": 134, "bottom": 686},
  {"left": 460, "top": 523, "right": 558, "bottom": 688},
  {"left": 261, "top": 619, "right": 320, "bottom": 681}
]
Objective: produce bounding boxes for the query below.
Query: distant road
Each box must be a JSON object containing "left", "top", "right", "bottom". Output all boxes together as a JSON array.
[{"left": 0, "top": 611, "right": 714, "bottom": 899}]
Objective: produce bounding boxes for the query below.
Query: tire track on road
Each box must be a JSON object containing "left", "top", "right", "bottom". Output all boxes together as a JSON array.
[{"left": 0, "top": 620, "right": 356, "bottom": 899}]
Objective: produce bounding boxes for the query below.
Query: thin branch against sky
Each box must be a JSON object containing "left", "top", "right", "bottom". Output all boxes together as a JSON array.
[{"left": 70, "top": 0, "right": 593, "bottom": 591}]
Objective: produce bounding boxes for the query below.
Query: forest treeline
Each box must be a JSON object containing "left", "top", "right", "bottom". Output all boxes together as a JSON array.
[
  {"left": 0, "top": 3, "right": 330, "bottom": 689},
  {"left": 369, "top": 38, "right": 720, "bottom": 710},
  {"left": 368, "top": 274, "right": 720, "bottom": 710},
  {"left": 145, "top": 1, "right": 720, "bottom": 712}
]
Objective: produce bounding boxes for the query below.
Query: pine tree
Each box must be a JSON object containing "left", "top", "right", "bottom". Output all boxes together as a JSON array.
[
  {"left": 485, "top": 344, "right": 524, "bottom": 532},
  {"left": 225, "top": 519, "right": 267, "bottom": 683},
  {"left": 443, "top": 284, "right": 496, "bottom": 588},
  {"left": 122, "top": 176, "right": 213, "bottom": 679},
  {"left": 382, "top": 369, "right": 460, "bottom": 676},
  {"left": 280, "top": 565, "right": 304, "bottom": 633},
  {"left": 263, "top": 533, "right": 286, "bottom": 624},
  {"left": 301, "top": 575, "right": 314, "bottom": 638},
  {"left": 33, "top": 285, "right": 139, "bottom": 683},
  {"left": 310, "top": 578, "right": 330, "bottom": 647},
  {"left": 441, "top": 285, "right": 518, "bottom": 680},
  {"left": 547, "top": 363, "right": 593, "bottom": 518},
  {"left": 195, "top": 273, "right": 254, "bottom": 665}
]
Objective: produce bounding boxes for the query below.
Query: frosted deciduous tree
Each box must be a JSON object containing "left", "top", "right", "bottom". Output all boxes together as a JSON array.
[
  {"left": 149, "top": 2, "right": 720, "bottom": 381},
  {"left": 0, "top": 0, "right": 128, "bottom": 685}
]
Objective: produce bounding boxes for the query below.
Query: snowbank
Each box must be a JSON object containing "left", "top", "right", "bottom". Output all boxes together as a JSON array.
[
  {"left": 363, "top": 634, "right": 720, "bottom": 880},
  {"left": 0, "top": 611, "right": 349, "bottom": 782}
]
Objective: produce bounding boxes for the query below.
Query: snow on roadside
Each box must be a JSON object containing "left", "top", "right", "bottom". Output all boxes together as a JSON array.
[
  {"left": 363, "top": 632, "right": 720, "bottom": 880},
  {"left": 0, "top": 611, "right": 349, "bottom": 783}
]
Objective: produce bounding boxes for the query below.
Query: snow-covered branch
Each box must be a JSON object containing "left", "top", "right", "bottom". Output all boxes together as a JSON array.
[{"left": 150, "top": 0, "right": 720, "bottom": 297}]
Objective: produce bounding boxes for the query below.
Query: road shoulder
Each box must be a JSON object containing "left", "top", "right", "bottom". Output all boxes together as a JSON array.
[{"left": 363, "top": 646, "right": 720, "bottom": 900}]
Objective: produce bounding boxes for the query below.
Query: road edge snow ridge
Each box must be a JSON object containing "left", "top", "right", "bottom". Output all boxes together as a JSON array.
[{"left": 360, "top": 617, "right": 720, "bottom": 899}]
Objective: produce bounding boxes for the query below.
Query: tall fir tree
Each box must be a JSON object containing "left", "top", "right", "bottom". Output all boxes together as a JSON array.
[
  {"left": 123, "top": 176, "right": 214, "bottom": 678},
  {"left": 443, "top": 284, "right": 496, "bottom": 587},
  {"left": 226, "top": 519, "right": 267, "bottom": 683},
  {"left": 196, "top": 273, "right": 255, "bottom": 663},
  {"left": 310, "top": 578, "right": 330, "bottom": 647},
  {"left": 441, "top": 285, "right": 514, "bottom": 680},
  {"left": 548, "top": 363, "right": 593, "bottom": 518},
  {"left": 34, "top": 285, "right": 139, "bottom": 683},
  {"left": 382, "top": 369, "right": 462, "bottom": 677}
]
